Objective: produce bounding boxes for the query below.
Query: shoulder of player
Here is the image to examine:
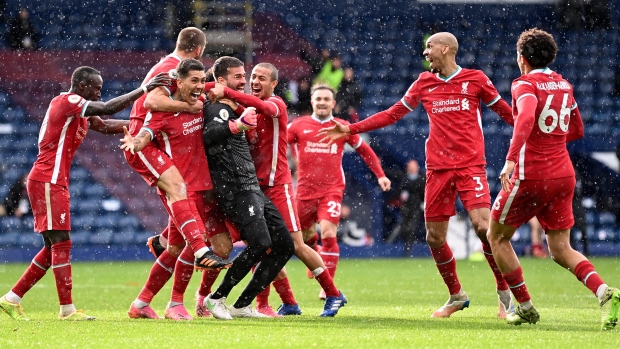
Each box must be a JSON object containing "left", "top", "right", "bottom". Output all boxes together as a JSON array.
[
  {"left": 55, "top": 93, "right": 86, "bottom": 108},
  {"left": 206, "top": 101, "right": 234, "bottom": 117}
]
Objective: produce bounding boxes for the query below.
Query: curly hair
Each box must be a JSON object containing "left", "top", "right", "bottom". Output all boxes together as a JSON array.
[{"left": 516, "top": 28, "right": 558, "bottom": 69}]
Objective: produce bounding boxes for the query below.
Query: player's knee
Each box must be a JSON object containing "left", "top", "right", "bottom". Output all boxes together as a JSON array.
[
  {"left": 211, "top": 243, "right": 232, "bottom": 259},
  {"left": 166, "top": 244, "right": 184, "bottom": 258},
  {"left": 272, "top": 226, "right": 294, "bottom": 257},
  {"left": 425, "top": 231, "right": 445, "bottom": 247}
]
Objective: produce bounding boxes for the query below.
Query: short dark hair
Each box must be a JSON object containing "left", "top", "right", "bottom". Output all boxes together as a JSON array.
[
  {"left": 176, "top": 59, "right": 205, "bottom": 79},
  {"left": 205, "top": 68, "right": 215, "bottom": 83},
  {"left": 254, "top": 62, "right": 278, "bottom": 81},
  {"left": 71, "top": 66, "right": 101, "bottom": 88},
  {"left": 212, "top": 56, "right": 244, "bottom": 79},
  {"left": 517, "top": 28, "right": 558, "bottom": 69},
  {"left": 176, "top": 27, "right": 206, "bottom": 52},
  {"left": 310, "top": 84, "right": 335, "bottom": 97}
]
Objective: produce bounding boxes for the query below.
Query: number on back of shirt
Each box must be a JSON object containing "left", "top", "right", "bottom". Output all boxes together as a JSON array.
[
  {"left": 327, "top": 201, "right": 341, "bottom": 218},
  {"left": 538, "top": 93, "right": 570, "bottom": 134}
]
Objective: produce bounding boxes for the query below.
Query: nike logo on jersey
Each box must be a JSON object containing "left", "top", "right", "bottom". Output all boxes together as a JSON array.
[
  {"left": 303, "top": 130, "right": 313, "bottom": 134},
  {"left": 429, "top": 87, "right": 439, "bottom": 92},
  {"left": 475, "top": 193, "right": 485, "bottom": 198}
]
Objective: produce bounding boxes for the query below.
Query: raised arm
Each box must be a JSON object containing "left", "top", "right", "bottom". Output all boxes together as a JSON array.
[
  {"left": 144, "top": 82, "right": 215, "bottom": 114},
  {"left": 84, "top": 72, "right": 171, "bottom": 117},
  {"left": 209, "top": 83, "right": 278, "bottom": 117},
  {"left": 89, "top": 116, "right": 129, "bottom": 134}
]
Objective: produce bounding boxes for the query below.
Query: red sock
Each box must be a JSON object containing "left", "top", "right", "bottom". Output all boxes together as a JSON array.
[
  {"left": 51, "top": 240, "right": 73, "bottom": 305},
  {"left": 138, "top": 250, "right": 176, "bottom": 304},
  {"left": 315, "top": 269, "right": 340, "bottom": 297},
  {"left": 430, "top": 243, "right": 461, "bottom": 295},
  {"left": 11, "top": 247, "right": 52, "bottom": 298},
  {"left": 250, "top": 265, "right": 270, "bottom": 308},
  {"left": 256, "top": 285, "right": 271, "bottom": 308},
  {"left": 273, "top": 278, "right": 296, "bottom": 305},
  {"left": 170, "top": 246, "right": 195, "bottom": 304},
  {"left": 306, "top": 233, "right": 320, "bottom": 252},
  {"left": 170, "top": 200, "right": 206, "bottom": 253},
  {"left": 502, "top": 266, "right": 531, "bottom": 303},
  {"left": 320, "top": 237, "right": 339, "bottom": 278},
  {"left": 482, "top": 242, "right": 509, "bottom": 291},
  {"left": 198, "top": 269, "right": 221, "bottom": 297},
  {"left": 574, "top": 260, "right": 605, "bottom": 295}
]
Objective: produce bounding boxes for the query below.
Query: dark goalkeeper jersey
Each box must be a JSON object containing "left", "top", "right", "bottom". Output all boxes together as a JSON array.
[{"left": 202, "top": 101, "right": 260, "bottom": 198}]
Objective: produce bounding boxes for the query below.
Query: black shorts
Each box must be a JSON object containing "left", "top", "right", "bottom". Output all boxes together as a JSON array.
[{"left": 217, "top": 190, "right": 287, "bottom": 236}]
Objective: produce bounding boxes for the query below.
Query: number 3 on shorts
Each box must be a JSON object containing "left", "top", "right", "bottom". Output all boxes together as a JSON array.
[
  {"left": 472, "top": 176, "right": 483, "bottom": 191},
  {"left": 327, "top": 201, "right": 341, "bottom": 218}
]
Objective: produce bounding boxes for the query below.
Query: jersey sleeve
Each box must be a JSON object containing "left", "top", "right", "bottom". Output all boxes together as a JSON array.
[
  {"left": 478, "top": 72, "right": 501, "bottom": 106},
  {"left": 506, "top": 80, "right": 538, "bottom": 162},
  {"left": 141, "top": 111, "right": 164, "bottom": 140},
  {"left": 511, "top": 79, "right": 538, "bottom": 104},
  {"left": 64, "top": 94, "right": 90, "bottom": 118},
  {"left": 400, "top": 77, "right": 422, "bottom": 111},
  {"left": 341, "top": 120, "right": 363, "bottom": 148}
]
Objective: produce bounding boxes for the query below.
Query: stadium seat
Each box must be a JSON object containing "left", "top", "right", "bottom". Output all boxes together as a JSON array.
[
  {"left": 0, "top": 216, "right": 22, "bottom": 232},
  {"left": 89, "top": 229, "right": 114, "bottom": 245}
]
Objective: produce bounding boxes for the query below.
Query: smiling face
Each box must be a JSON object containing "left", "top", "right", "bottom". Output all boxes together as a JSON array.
[
  {"left": 81, "top": 74, "right": 103, "bottom": 101},
  {"left": 423, "top": 37, "right": 448, "bottom": 74},
  {"left": 177, "top": 69, "right": 206, "bottom": 104},
  {"left": 311, "top": 87, "right": 336, "bottom": 120},
  {"left": 218, "top": 65, "right": 246, "bottom": 91},
  {"left": 250, "top": 65, "right": 277, "bottom": 100}
]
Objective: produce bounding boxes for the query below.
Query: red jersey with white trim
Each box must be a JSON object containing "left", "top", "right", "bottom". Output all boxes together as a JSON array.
[
  {"left": 29, "top": 93, "right": 90, "bottom": 187},
  {"left": 142, "top": 106, "right": 212, "bottom": 191},
  {"left": 508, "top": 68, "right": 579, "bottom": 180},
  {"left": 128, "top": 54, "right": 181, "bottom": 135},
  {"left": 401, "top": 67, "right": 501, "bottom": 170},
  {"left": 288, "top": 115, "right": 363, "bottom": 200},
  {"left": 246, "top": 95, "right": 293, "bottom": 187}
]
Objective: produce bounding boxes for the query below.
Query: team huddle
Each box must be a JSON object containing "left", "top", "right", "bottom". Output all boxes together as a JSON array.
[{"left": 0, "top": 26, "right": 618, "bottom": 330}]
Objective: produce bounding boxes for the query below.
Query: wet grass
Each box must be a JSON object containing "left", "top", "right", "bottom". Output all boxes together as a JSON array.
[{"left": 1, "top": 257, "right": 619, "bottom": 348}]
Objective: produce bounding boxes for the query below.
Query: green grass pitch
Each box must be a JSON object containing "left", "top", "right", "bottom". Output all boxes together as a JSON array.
[{"left": 1, "top": 257, "right": 619, "bottom": 348}]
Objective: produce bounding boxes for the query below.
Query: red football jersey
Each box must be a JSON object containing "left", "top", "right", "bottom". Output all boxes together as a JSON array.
[
  {"left": 246, "top": 95, "right": 293, "bottom": 186},
  {"left": 508, "top": 68, "right": 580, "bottom": 180},
  {"left": 29, "top": 93, "right": 90, "bottom": 187},
  {"left": 142, "top": 108, "right": 212, "bottom": 192},
  {"left": 288, "top": 115, "right": 363, "bottom": 200},
  {"left": 400, "top": 67, "right": 501, "bottom": 170},
  {"left": 128, "top": 53, "right": 181, "bottom": 135}
]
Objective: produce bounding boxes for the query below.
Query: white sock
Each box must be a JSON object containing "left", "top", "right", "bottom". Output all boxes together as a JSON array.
[
  {"left": 159, "top": 235, "right": 168, "bottom": 248},
  {"left": 520, "top": 300, "right": 533, "bottom": 311},
  {"left": 596, "top": 284, "right": 609, "bottom": 301},
  {"left": 311, "top": 267, "right": 325, "bottom": 277},
  {"left": 5, "top": 291, "right": 22, "bottom": 304},
  {"left": 60, "top": 304, "right": 77, "bottom": 316},
  {"left": 168, "top": 301, "right": 183, "bottom": 308},
  {"left": 133, "top": 299, "right": 149, "bottom": 308},
  {"left": 194, "top": 247, "right": 210, "bottom": 258}
]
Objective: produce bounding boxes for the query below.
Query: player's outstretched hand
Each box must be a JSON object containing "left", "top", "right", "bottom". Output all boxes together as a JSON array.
[
  {"left": 499, "top": 160, "right": 515, "bottom": 192},
  {"left": 144, "top": 72, "right": 173, "bottom": 92},
  {"left": 378, "top": 176, "right": 391, "bottom": 191},
  {"left": 318, "top": 120, "right": 349, "bottom": 145},
  {"left": 119, "top": 126, "right": 136, "bottom": 154}
]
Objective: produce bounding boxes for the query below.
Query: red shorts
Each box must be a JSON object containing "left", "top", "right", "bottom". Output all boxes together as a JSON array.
[
  {"left": 425, "top": 166, "right": 491, "bottom": 222},
  {"left": 491, "top": 176, "right": 575, "bottom": 231},
  {"left": 262, "top": 183, "right": 300, "bottom": 232},
  {"left": 124, "top": 142, "right": 175, "bottom": 187},
  {"left": 297, "top": 195, "right": 342, "bottom": 230},
  {"left": 159, "top": 191, "right": 228, "bottom": 246},
  {"left": 27, "top": 179, "right": 71, "bottom": 233}
]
